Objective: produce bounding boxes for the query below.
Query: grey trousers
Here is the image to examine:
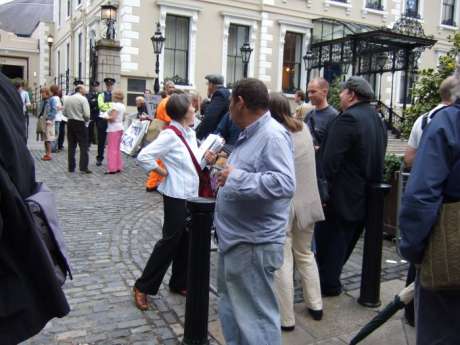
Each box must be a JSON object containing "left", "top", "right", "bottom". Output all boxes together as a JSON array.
[{"left": 218, "top": 243, "right": 284, "bottom": 345}]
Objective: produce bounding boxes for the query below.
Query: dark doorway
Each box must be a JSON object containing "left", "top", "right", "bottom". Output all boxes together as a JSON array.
[
  {"left": 1, "top": 64, "right": 24, "bottom": 79},
  {"left": 323, "top": 63, "right": 341, "bottom": 84}
]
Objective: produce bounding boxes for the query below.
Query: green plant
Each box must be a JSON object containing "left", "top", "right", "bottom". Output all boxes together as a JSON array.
[
  {"left": 384, "top": 154, "right": 403, "bottom": 183},
  {"left": 328, "top": 75, "right": 344, "bottom": 111},
  {"left": 401, "top": 32, "right": 460, "bottom": 138}
]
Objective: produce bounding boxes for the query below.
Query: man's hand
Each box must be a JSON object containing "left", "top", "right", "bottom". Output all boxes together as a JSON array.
[
  {"left": 204, "top": 151, "right": 218, "bottom": 165},
  {"left": 217, "top": 165, "right": 234, "bottom": 187}
]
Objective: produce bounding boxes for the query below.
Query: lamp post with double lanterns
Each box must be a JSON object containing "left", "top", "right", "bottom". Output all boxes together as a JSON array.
[
  {"left": 303, "top": 50, "right": 314, "bottom": 91},
  {"left": 240, "top": 42, "right": 253, "bottom": 79},
  {"left": 151, "top": 22, "right": 165, "bottom": 94},
  {"left": 101, "top": 2, "right": 118, "bottom": 40},
  {"left": 47, "top": 34, "right": 54, "bottom": 77}
]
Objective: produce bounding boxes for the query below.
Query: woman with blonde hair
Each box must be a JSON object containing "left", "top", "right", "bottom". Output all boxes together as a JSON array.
[
  {"left": 105, "top": 89, "right": 125, "bottom": 174},
  {"left": 270, "top": 92, "right": 325, "bottom": 330}
]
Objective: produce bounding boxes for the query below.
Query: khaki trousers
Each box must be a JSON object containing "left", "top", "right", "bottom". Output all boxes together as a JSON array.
[{"left": 274, "top": 210, "right": 323, "bottom": 327}]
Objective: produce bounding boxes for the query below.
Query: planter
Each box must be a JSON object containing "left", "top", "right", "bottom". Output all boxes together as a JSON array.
[{"left": 383, "top": 173, "right": 399, "bottom": 238}]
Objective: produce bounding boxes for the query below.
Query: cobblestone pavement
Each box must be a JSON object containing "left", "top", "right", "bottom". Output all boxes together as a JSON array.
[{"left": 24, "top": 120, "right": 408, "bottom": 344}]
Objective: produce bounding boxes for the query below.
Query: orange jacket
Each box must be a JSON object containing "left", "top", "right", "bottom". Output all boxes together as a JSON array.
[{"left": 156, "top": 96, "right": 171, "bottom": 123}]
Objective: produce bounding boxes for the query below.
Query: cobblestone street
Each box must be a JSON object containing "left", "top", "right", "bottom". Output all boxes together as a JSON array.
[{"left": 24, "top": 121, "right": 409, "bottom": 345}]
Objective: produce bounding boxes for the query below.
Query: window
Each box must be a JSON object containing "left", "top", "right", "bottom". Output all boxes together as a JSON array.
[
  {"left": 164, "top": 15, "right": 189, "bottom": 85},
  {"left": 405, "top": 0, "right": 420, "bottom": 18},
  {"left": 282, "top": 32, "right": 303, "bottom": 94},
  {"left": 77, "top": 0, "right": 81, "bottom": 5},
  {"left": 366, "top": 0, "right": 383, "bottom": 10},
  {"left": 57, "top": 50, "right": 61, "bottom": 82},
  {"left": 67, "top": 0, "right": 70, "bottom": 17},
  {"left": 58, "top": 0, "right": 62, "bottom": 26},
  {"left": 442, "top": 0, "right": 456, "bottom": 26},
  {"left": 66, "top": 43, "right": 70, "bottom": 72},
  {"left": 226, "top": 24, "right": 249, "bottom": 88},
  {"left": 78, "top": 33, "right": 82, "bottom": 80},
  {"left": 127, "top": 79, "right": 146, "bottom": 106}
]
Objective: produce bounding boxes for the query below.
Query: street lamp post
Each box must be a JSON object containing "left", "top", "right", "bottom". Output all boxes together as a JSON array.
[
  {"left": 47, "top": 34, "right": 54, "bottom": 77},
  {"left": 101, "top": 2, "right": 118, "bottom": 40},
  {"left": 151, "top": 22, "right": 165, "bottom": 95},
  {"left": 240, "top": 42, "right": 253, "bottom": 78},
  {"left": 303, "top": 51, "right": 313, "bottom": 92}
]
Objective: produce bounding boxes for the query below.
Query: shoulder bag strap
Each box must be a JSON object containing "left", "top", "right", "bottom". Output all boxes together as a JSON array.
[{"left": 165, "top": 126, "right": 202, "bottom": 176}]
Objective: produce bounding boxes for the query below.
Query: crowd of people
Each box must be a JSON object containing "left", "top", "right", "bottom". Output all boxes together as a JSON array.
[{"left": 6, "top": 58, "right": 460, "bottom": 345}]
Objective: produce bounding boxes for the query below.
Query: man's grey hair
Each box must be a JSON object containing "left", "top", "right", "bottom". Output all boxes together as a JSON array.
[
  {"left": 453, "top": 53, "right": 460, "bottom": 101},
  {"left": 439, "top": 76, "right": 457, "bottom": 102}
]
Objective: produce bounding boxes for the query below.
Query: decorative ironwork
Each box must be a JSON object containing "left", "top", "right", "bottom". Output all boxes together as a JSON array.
[{"left": 392, "top": 15, "right": 425, "bottom": 37}]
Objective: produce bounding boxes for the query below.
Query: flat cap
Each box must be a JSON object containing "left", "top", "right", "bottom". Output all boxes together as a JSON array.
[
  {"left": 205, "top": 74, "right": 224, "bottom": 85},
  {"left": 104, "top": 77, "right": 116, "bottom": 85},
  {"left": 341, "top": 76, "right": 374, "bottom": 100}
]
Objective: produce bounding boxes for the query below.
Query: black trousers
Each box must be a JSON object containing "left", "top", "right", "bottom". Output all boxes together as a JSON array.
[
  {"left": 67, "top": 119, "right": 89, "bottom": 172},
  {"left": 58, "top": 121, "right": 66, "bottom": 150},
  {"left": 88, "top": 120, "right": 97, "bottom": 145},
  {"left": 135, "top": 195, "right": 189, "bottom": 295},
  {"left": 96, "top": 118, "right": 107, "bottom": 162},
  {"left": 315, "top": 216, "right": 364, "bottom": 294}
]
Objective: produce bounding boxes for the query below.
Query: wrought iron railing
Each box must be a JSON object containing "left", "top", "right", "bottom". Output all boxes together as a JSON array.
[{"left": 377, "top": 100, "right": 403, "bottom": 138}]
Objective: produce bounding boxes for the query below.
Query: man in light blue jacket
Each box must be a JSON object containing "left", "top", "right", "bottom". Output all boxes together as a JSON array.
[{"left": 213, "top": 78, "right": 295, "bottom": 345}]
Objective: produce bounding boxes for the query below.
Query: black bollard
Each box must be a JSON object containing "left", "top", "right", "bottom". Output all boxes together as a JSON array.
[
  {"left": 358, "top": 183, "right": 392, "bottom": 308},
  {"left": 182, "top": 197, "right": 215, "bottom": 345}
]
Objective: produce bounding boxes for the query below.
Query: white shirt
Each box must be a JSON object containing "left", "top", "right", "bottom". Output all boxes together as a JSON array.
[
  {"left": 51, "top": 96, "right": 64, "bottom": 122},
  {"left": 107, "top": 102, "right": 126, "bottom": 132},
  {"left": 407, "top": 104, "right": 446, "bottom": 149},
  {"left": 137, "top": 121, "right": 201, "bottom": 200}
]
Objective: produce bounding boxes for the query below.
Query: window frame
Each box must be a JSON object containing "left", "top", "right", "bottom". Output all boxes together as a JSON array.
[
  {"left": 282, "top": 31, "right": 304, "bottom": 94},
  {"left": 163, "top": 14, "right": 190, "bottom": 86},
  {"left": 441, "top": 0, "right": 457, "bottom": 27},
  {"left": 225, "top": 23, "right": 250, "bottom": 89},
  {"left": 127, "top": 78, "right": 147, "bottom": 107},
  {"left": 365, "top": 0, "right": 384, "bottom": 11}
]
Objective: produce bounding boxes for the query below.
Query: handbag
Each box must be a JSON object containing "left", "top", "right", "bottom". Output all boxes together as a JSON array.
[
  {"left": 420, "top": 201, "right": 460, "bottom": 290},
  {"left": 166, "top": 125, "right": 214, "bottom": 198}
]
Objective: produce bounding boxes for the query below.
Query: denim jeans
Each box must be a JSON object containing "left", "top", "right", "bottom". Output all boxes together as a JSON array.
[{"left": 218, "top": 243, "right": 284, "bottom": 345}]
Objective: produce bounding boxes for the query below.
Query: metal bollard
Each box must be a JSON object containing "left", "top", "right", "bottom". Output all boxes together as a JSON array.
[
  {"left": 358, "top": 183, "right": 391, "bottom": 308},
  {"left": 182, "top": 197, "right": 215, "bottom": 345}
]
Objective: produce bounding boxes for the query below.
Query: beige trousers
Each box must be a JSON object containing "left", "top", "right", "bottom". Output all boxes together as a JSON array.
[{"left": 274, "top": 210, "right": 323, "bottom": 327}]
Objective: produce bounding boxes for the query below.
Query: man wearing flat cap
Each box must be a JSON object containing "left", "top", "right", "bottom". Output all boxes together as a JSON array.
[
  {"left": 96, "top": 77, "right": 115, "bottom": 166},
  {"left": 196, "top": 74, "right": 230, "bottom": 140},
  {"left": 315, "top": 76, "right": 386, "bottom": 296}
]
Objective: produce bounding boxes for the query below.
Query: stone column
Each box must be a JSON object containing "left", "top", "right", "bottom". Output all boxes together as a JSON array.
[{"left": 95, "top": 38, "right": 122, "bottom": 84}]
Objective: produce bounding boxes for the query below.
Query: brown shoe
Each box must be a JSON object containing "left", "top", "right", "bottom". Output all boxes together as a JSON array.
[{"left": 133, "top": 287, "right": 148, "bottom": 311}]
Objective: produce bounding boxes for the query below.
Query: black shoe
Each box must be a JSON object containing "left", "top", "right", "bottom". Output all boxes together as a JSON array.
[
  {"left": 281, "top": 325, "right": 295, "bottom": 332},
  {"left": 96, "top": 160, "right": 102, "bottom": 166},
  {"left": 308, "top": 308, "right": 323, "bottom": 321},
  {"left": 104, "top": 171, "right": 117, "bottom": 175},
  {"left": 80, "top": 169, "right": 92, "bottom": 174}
]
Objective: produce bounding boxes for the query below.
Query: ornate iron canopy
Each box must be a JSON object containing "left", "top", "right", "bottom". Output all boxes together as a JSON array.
[{"left": 309, "top": 17, "right": 436, "bottom": 76}]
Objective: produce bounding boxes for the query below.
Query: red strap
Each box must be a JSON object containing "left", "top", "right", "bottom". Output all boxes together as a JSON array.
[{"left": 165, "top": 125, "right": 202, "bottom": 176}]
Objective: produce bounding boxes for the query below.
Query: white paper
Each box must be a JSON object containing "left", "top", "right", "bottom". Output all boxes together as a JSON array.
[
  {"left": 99, "top": 111, "right": 109, "bottom": 119},
  {"left": 197, "top": 134, "right": 224, "bottom": 163}
]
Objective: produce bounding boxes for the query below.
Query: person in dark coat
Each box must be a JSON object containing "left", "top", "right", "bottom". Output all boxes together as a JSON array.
[
  {"left": 87, "top": 80, "right": 100, "bottom": 145},
  {"left": 0, "top": 72, "right": 70, "bottom": 345},
  {"left": 315, "top": 76, "right": 386, "bottom": 296},
  {"left": 196, "top": 74, "right": 230, "bottom": 140},
  {"left": 214, "top": 112, "right": 241, "bottom": 147},
  {"left": 399, "top": 64, "right": 460, "bottom": 345}
]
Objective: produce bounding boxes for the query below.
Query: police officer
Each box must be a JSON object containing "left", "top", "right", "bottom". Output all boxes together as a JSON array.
[
  {"left": 96, "top": 77, "right": 115, "bottom": 166},
  {"left": 86, "top": 80, "right": 100, "bottom": 145}
]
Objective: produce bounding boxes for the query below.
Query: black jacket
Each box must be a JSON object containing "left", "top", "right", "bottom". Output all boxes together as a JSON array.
[
  {"left": 0, "top": 72, "right": 70, "bottom": 345},
  {"left": 86, "top": 91, "right": 99, "bottom": 120},
  {"left": 196, "top": 86, "right": 230, "bottom": 140},
  {"left": 321, "top": 101, "right": 386, "bottom": 223}
]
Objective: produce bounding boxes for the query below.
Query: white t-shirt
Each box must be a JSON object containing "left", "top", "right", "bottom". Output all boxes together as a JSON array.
[
  {"left": 51, "top": 96, "right": 64, "bottom": 122},
  {"left": 107, "top": 102, "right": 126, "bottom": 132},
  {"left": 407, "top": 104, "right": 446, "bottom": 149}
]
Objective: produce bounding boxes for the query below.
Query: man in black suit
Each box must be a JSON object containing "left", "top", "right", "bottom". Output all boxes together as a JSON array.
[
  {"left": 196, "top": 74, "right": 230, "bottom": 140},
  {"left": 316, "top": 76, "right": 386, "bottom": 296}
]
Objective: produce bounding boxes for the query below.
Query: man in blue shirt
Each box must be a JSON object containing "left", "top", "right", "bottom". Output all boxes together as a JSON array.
[
  {"left": 399, "top": 65, "right": 460, "bottom": 345},
  {"left": 213, "top": 78, "right": 295, "bottom": 345}
]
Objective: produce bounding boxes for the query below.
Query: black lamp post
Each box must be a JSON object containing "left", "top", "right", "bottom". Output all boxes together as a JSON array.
[
  {"left": 376, "top": 52, "right": 388, "bottom": 102},
  {"left": 303, "top": 50, "right": 314, "bottom": 90},
  {"left": 101, "top": 2, "right": 118, "bottom": 40},
  {"left": 151, "top": 22, "right": 165, "bottom": 94},
  {"left": 240, "top": 42, "right": 253, "bottom": 78},
  {"left": 47, "top": 34, "right": 54, "bottom": 77}
]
